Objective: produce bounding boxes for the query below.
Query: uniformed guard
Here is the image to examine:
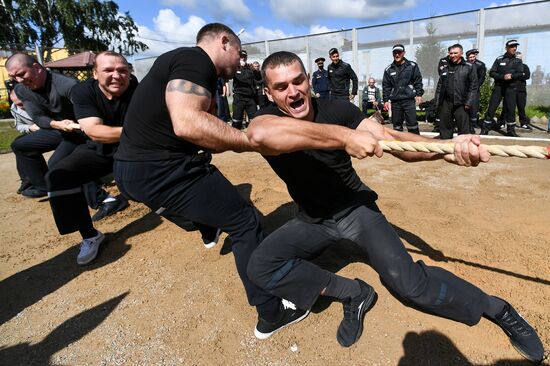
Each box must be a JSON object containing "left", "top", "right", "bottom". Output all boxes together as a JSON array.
[
  {"left": 482, "top": 40, "right": 523, "bottom": 137},
  {"left": 382, "top": 44, "right": 424, "bottom": 134},
  {"left": 327, "top": 48, "right": 358, "bottom": 102},
  {"left": 466, "top": 48, "right": 487, "bottom": 132},
  {"left": 312, "top": 57, "right": 329, "bottom": 99},
  {"left": 232, "top": 50, "right": 257, "bottom": 130},
  {"left": 515, "top": 52, "right": 531, "bottom": 130}
]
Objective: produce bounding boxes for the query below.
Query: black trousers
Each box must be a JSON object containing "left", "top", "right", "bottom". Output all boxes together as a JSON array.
[
  {"left": 232, "top": 94, "right": 257, "bottom": 128},
  {"left": 11, "top": 130, "right": 108, "bottom": 207},
  {"left": 46, "top": 143, "right": 114, "bottom": 235},
  {"left": 469, "top": 91, "right": 481, "bottom": 127},
  {"left": 114, "top": 156, "right": 276, "bottom": 309},
  {"left": 248, "top": 203, "right": 489, "bottom": 326},
  {"left": 516, "top": 89, "right": 529, "bottom": 125},
  {"left": 484, "top": 84, "right": 516, "bottom": 125},
  {"left": 362, "top": 101, "right": 382, "bottom": 116},
  {"left": 391, "top": 99, "right": 419, "bottom": 133},
  {"left": 216, "top": 93, "right": 231, "bottom": 122},
  {"left": 439, "top": 100, "right": 470, "bottom": 139}
]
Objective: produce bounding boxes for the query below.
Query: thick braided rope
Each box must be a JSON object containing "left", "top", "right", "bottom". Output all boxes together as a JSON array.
[{"left": 379, "top": 140, "right": 550, "bottom": 159}]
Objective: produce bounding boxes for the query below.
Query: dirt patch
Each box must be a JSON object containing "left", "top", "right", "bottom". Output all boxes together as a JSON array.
[{"left": 0, "top": 145, "right": 549, "bottom": 365}]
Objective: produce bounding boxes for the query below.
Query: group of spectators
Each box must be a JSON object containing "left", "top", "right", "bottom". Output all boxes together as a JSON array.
[
  {"left": 3, "top": 23, "right": 545, "bottom": 364},
  {"left": 310, "top": 39, "right": 536, "bottom": 138}
]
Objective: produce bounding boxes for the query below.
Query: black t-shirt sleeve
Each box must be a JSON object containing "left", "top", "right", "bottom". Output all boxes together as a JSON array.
[
  {"left": 72, "top": 81, "right": 102, "bottom": 120},
  {"left": 326, "top": 99, "right": 364, "bottom": 129},
  {"left": 168, "top": 51, "right": 216, "bottom": 94},
  {"left": 255, "top": 103, "right": 284, "bottom": 118}
]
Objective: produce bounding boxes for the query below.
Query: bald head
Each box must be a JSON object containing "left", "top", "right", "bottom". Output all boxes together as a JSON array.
[{"left": 5, "top": 53, "right": 47, "bottom": 90}]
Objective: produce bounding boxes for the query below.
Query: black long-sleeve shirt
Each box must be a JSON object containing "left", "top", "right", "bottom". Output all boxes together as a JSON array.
[
  {"left": 14, "top": 71, "right": 77, "bottom": 129},
  {"left": 382, "top": 58, "right": 424, "bottom": 102}
]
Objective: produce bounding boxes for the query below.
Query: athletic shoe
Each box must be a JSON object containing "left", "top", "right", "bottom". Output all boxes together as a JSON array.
[
  {"left": 202, "top": 228, "right": 221, "bottom": 249},
  {"left": 520, "top": 124, "right": 532, "bottom": 130},
  {"left": 21, "top": 187, "right": 47, "bottom": 198},
  {"left": 254, "top": 299, "right": 310, "bottom": 339},
  {"left": 492, "top": 301, "right": 544, "bottom": 363},
  {"left": 77, "top": 231, "right": 105, "bottom": 265},
  {"left": 337, "top": 278, "right": 377, "bottom": 347},
  {"left": 92, "top": 195, "right": 129, "bottom": 221}
]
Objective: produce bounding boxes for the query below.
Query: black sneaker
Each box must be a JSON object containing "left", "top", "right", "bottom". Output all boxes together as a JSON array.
[
  {"left": 17, "top": 179, "right": 32, "bottom": 194},
  {"left": 520, "top": 124, "right": 532, "bottom": 130},
  {"left": 337, "top": 278, "right": 377, "bottom": 347},
  {"left": 492, "top": 302, "right": 544, "bottom": 363},
  {"left": 254, "top": 299, "right": 309, "bottom": 339},
  {"left": 21, "top": 187, "right": 47, "bottom": 198},
  {"left": 92, "top": 195, "right": 129, "bottom": 221}
]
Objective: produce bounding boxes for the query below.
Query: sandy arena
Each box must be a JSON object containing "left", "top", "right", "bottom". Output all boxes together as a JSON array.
[{"left": 1, "top": 138, "right": 549, "bottom": 365}]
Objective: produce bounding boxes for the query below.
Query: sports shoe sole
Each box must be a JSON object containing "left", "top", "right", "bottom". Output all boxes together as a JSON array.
[
  {"left": 254, "top": 310, "right": 310, "bottom": 340},
  {"left": 203, "top": 229, "right": 222, "bottom": 249}
]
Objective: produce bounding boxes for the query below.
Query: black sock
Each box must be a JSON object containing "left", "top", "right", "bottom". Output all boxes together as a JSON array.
[
  {"left": 79, "top": 227, "right": 98, "bottom": 240},
  {"left": 483, "top": 296, "right": 507, "bottom": 319},
  {"left": 256, "top": 297, "right": 281, "bottom": 323},
  {"left": 323, "top": 274, "right": 361, "bottom": 302}
]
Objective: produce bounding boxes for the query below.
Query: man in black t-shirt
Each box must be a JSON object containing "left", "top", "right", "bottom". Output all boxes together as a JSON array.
[
  {"left": 244, "top": 51, "right": 543, "bottom": 362},
  {"left": 45, "top": 51, "right": 134, "bottom": 265},
  {"left": 114, "top": 23, "right": 297, "bottom": 338}
]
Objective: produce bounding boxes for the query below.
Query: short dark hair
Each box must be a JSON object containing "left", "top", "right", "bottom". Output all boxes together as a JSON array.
[
  {"left": 5, "top": 52, "right": 39, "bottom": 69},
  {"left": 261, "top": 51, "right": 306, "bottom": 84},
  {"left": 196, "top": 23, "right": 240, "bottom": 45},
  {"left": 448, "top": 43, "right": 463, "bottom": 51},
  {"left": 93, "top": 51, "right": 129, "bottom": 70}
]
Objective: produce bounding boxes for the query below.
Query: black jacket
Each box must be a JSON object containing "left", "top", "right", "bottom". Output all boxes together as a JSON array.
[
  {"left": 515, "top": 64, "right": 530, "bottom": 92},
  {"left": 327, "top": 60, "right": 358, "bottom": 96},
  {"left": 382, "top": 58, "right": 424, "bottom": 102},
  {"left": 438, "top": 56, "right": 450, "bottom": 76},
  {"left": 472, "top": 59, "right": 487, "bottom": 88},
  {"left": 489, "top": 53, "right": 523, "bottom": 86},
  {"left": 435, "top": 58, "right": 478, "bottom": 109},
  {"left": 233, "top": 65, "right": 256, "bottom": 98}
]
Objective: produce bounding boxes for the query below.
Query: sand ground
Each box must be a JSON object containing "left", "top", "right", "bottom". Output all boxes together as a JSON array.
[{"left": 1, "top": 138, "right": 549, "bottom": 365}]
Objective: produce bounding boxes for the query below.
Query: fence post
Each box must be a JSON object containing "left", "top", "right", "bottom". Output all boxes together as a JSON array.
[{"left": 477, "top": 8, "right": 486, "bottom": 61}]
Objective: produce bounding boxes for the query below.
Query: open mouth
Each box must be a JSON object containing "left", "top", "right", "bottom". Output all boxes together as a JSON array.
[{"left": 289, "top": 99, "right": 304, "bottom": 110}]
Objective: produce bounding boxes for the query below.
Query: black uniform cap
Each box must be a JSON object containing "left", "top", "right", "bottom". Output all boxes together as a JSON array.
[
  {"left": 315, "top": 57, "right": 325, "bottom": 63},
  {"left": 392, "top": 44, "right": 405, "bottom": 52},
  {"left": 240, "top": 50, "right": 248, "bottom": 57},
  {"left": 505, "top": 39, "right": 519, "bottom": 47},
  {"left": 466, "top": 48, "right": 479, "bottom": 57},
  {"left": 329, "top": 48, "right": 338, "bottom": 55}
]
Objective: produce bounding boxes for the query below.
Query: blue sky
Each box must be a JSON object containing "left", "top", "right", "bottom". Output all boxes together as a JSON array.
[{"left": 114, "top": 0, "right": 539, "bottom": 57}]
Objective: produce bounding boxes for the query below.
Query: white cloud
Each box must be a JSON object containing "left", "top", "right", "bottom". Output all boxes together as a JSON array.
[
  {"left": 160, "top": 0, "right": 251, "bottom": 22},
  {"left": 269, "top": 0, "right": 416, "bottom": 24},
  {"left": 488, "top": 0, "right": 538, "bottom": 6},
  {"left": 135, "top": 10, "right": 206, "bottom": 57},
  {"left": 240, "top": 26, "right": 293, "bottom": 43},
  {"left": 309, "top": 25, "right": 337, "bottom": 34}
]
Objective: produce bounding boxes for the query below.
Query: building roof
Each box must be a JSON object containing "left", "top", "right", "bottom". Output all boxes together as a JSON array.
[{"left": 44, "top": 51, "right": 96, "bottom": 69}]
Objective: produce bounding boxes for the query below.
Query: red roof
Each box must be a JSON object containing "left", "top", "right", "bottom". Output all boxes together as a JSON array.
[{"left": 45, "top": 51, "right": 96, "bottom": 69}]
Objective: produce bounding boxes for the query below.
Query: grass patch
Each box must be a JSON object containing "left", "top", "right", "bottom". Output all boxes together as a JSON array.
[{"left": 0, "top": 129, "right": 21, "bottom": 154}]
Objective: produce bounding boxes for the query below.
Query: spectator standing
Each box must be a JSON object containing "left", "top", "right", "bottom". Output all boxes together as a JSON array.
[
  {"left": 466, "top": 48, "right": 486, "bottom": 132},
  {"left": 216, "top": 77, "right": 231, "bottom": 122},
  {"left": 311, "top": 57, "right": 329, "bottom": 99},
  {"left": 231, "top": 50, "right": 257, "bottom": 130},
  {"left": 382, "top": 44, "right": 423, "bottom": 134},
  {"left": 252, "top": 61, "right": 269, "bottom": 108},
  {"left": 327, "top": 48, "right": 358, "bottom": 102},
  {"left": 481, "top": 39, "right": 523, "bottom": 137},
  {"left": 515, "top": 52, "right": 531, "bottom": 130},
  {"left": 434, "top": 44, "right": 478, "bottom": 139}
]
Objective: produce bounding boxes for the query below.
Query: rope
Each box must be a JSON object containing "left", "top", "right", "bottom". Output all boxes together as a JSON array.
[{"left": 379, "top": 140, "right": 550, "bottom": 159}]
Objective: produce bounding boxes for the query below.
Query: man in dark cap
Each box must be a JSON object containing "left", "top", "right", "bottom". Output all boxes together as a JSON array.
[
  {"left": 312, "top": 57, "right": 329, "bottom": 99},
  {"left": 231, "top": 49, "right": 257, "bottom": 130},
  {"left": 382, "top": 44, "right": 424, "bottom": 134},
  {"left": 466, "top": 48, "right": 486, "bottom": 132},
  {"left": 327, "top": 48, "right": 358, "bottom": 102},
  {"left": 481, "top": 39, "right": 523, "bottom": 137}
]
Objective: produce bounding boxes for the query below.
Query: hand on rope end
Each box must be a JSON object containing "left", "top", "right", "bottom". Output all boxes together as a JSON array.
[{"left": 444, "top": 134, "right": 490, "bottom": 167}]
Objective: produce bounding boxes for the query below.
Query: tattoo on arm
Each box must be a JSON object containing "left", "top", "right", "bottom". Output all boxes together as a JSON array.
[{"left": 166, "top": 79, "right": 212, "bottom": 98}]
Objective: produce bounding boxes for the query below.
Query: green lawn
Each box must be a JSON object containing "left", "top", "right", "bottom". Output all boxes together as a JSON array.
[{"left": 0, "top": 128, "right": 20, "bottom": 154}]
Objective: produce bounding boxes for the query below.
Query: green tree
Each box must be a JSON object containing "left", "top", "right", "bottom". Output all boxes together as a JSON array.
[
  {"left": 478, "top": 72, "right": 492, "bottom": 117},
  {"left": 0, "top": 0, "right": 148, "bottom": 61},
  {"left": 415, "top": 21, "right": 446, "bottom": 88}
]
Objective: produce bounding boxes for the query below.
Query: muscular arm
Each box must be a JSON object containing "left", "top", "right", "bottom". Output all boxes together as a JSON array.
[
  {"left": 79, "top": 117, "right": 122, "bottom": 144},
  {"left": 166, "top": 79, "right": 251, "bottom": 153},
  {"left": 247, "top": 114, "right": 382, "bottom": 158}
]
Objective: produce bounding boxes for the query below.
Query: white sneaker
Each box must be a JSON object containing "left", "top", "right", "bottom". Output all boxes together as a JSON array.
[
  {"left": 77, "top": 231, "right": 105, "bottom": 265},
  {"left": 202, "top": 228, "right": 222, "bottom": 249}
]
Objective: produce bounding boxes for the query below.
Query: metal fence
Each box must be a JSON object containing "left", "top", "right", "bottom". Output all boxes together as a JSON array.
[{"left": 133, "top": 0, "right": 550, "bottom": 106}]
